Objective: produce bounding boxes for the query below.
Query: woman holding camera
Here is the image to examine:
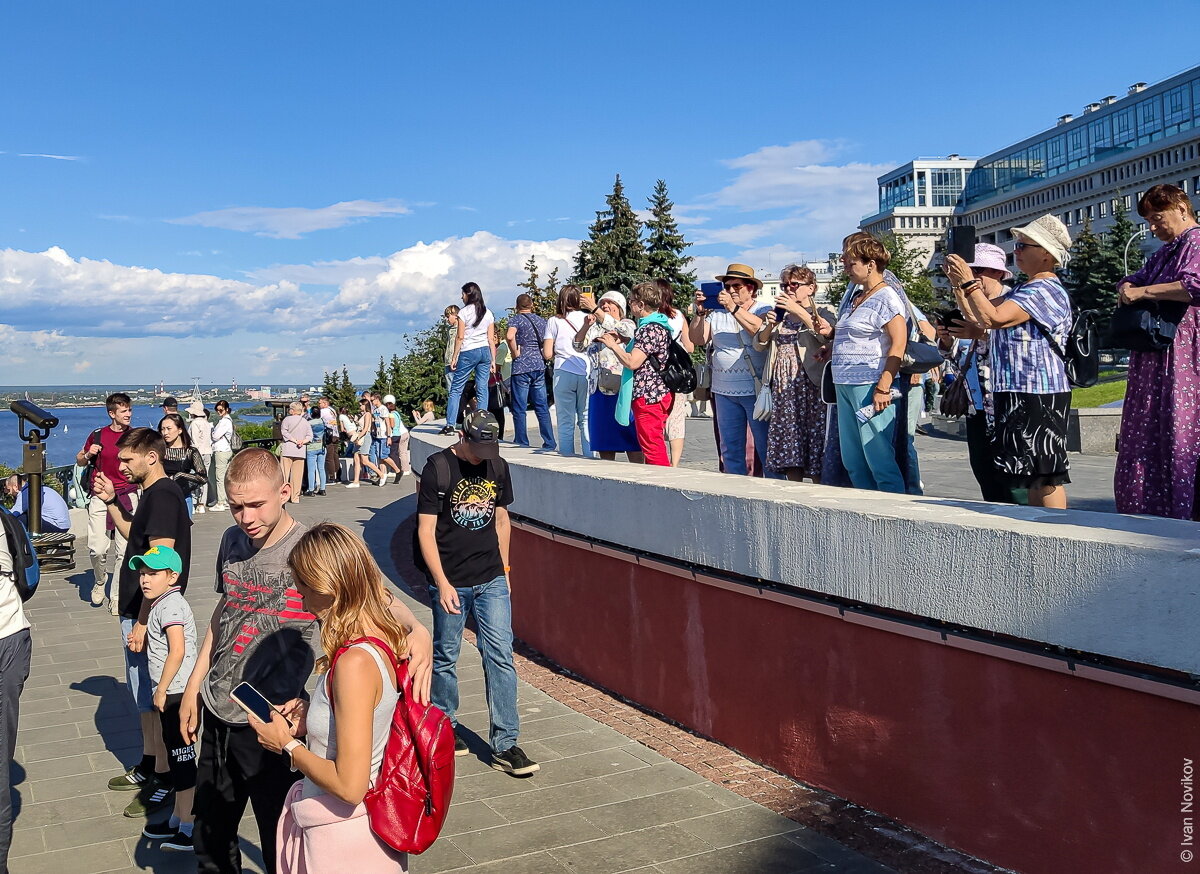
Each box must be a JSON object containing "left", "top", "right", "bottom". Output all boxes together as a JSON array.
[
  {"left": 945, "top": 215, "right": 1073, "bottom": 509},
  {"left": 754, "top": 265, "right": 833, "bottom": 482}
]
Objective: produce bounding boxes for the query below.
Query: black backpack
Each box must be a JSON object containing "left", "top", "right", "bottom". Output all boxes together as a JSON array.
[
  {"left": 1032, "top": 310, "right": 1100, "bottom": 388},
  {"left": 411, "top": 450, "right": 508, "bottom": 579},
  {"left": 646, "top": 327, "right": 698, "bottom": 394},
  {"left": 1, "top": 505, "right": 40, "bottom": 602}
]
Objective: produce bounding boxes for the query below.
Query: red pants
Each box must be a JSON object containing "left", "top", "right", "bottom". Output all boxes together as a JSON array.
[{"left": 632, "top": 395, "right": 673, "bottom": 466}]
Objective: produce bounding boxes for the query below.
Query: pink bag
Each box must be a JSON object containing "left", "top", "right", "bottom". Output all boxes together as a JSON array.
[{"left": 276, "top": 780, "right": 408, "bottom": 874}]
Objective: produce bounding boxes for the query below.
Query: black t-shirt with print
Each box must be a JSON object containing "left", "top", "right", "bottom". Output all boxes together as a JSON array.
[
  {"left": 118, "top": 477, "right": 191, "bottom": 619},
  {"left": 417, "top": 447, "right": 513, "bottom": 588}
]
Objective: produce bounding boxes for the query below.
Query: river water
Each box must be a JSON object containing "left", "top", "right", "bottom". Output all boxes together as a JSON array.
[{"left": 0, "top": 402, "right": 269, "bottom": 469}]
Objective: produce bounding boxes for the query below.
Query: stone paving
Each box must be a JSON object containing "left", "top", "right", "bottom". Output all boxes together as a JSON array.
[{"left": 10, "top": 475, "right": 914, "bottom": 874}]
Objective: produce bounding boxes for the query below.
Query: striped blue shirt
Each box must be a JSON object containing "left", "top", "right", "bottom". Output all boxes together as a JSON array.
[{"left": 988, "top": 278, "right": 1071, "bottom": 394}]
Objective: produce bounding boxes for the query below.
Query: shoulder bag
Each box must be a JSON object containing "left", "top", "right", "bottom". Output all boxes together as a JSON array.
[
  {"left": 736, "top": 329, "right": 773, "bottom": 422},
  {"left": 899, "top": 297, "right": 943, "bottom": 376},
  {"left": 939, "top": 342, "right": 975, "bottom": 419}
]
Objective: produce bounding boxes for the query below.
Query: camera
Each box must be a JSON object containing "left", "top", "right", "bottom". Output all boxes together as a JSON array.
[{"left": 10, "top": 400, "right": 58, "bottom": 431}]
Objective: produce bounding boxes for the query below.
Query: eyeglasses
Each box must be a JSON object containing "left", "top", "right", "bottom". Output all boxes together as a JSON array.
[
  {"left": 1013, "top": 241, "right": 1042, "bottom": 252},
  {"left": 723, "top": 282, "right": 747, "bottom": 291},
  {"left": 781, "top": 282, "right": 815, "bottom": 290}
]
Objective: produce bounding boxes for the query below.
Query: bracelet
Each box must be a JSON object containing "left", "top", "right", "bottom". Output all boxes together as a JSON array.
[
  {"left": 102, "top": 497, "right": 117, "bottom": 506},
  {"left": 958, "top": 279, "right": 981, "bottom": 291},
  {"left": 873, "top": 386, "right": 890, "bottom": 395}
]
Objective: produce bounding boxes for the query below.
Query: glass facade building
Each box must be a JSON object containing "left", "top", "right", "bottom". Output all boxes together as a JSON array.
[{"left": 963, "top": 70, "right": 1200, "bottom": 208}]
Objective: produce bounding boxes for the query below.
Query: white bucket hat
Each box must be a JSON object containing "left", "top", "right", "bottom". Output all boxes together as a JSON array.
[
  {"left": 598, "top": 290, "right": 627, "bottom": 316},
  {"left": 1010, "top": 214, "right": 1072, "bottom": 266},
  {"left": 969, "top": 243, "right": 1014, "bottom": 281}
]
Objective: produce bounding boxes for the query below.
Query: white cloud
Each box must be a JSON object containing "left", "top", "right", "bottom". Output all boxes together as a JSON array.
[
  {"left": 18, "top": 153, "right": 82, "bottom": 161},
  {"left": 244, "top": 256, "right": 389, "bottom": 286},
  {"left": 169, "top": 199, "right": 412, "bottom": 239}
]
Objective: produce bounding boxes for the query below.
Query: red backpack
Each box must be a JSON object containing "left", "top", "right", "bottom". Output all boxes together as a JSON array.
[{"left": 327, "top": 636, "right": 455, "bottom": 854}]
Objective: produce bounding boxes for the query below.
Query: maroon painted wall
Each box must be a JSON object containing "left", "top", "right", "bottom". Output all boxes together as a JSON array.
[{"left": 511, "top": 528, "right": 1198, "bottom": 874}]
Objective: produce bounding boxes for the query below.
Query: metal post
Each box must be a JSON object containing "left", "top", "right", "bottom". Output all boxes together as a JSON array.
[
  {"left": 1123, "top": 228, "right": 1150, "bottom": 276},
  {"left": 22, "top": 436, "right": 45, "bottom": 535}
]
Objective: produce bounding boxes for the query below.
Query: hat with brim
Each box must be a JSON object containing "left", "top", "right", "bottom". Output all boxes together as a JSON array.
[
  {"left": 128, "top": 545, "right": 183, "bottom": 574},
  {"left": 185, "top": 401, "right": 206, "bottom": 417},
  {"left": 1009, "top": 215, "right": 1072, "bottom": 266},
  {"left": 715, "top": 263, "right": 763, "bottom": 291},
  {"left": 598, "top": 291, "right": 627, "bottom": 316},
  {"left": 968, "top": 243, "right": 1014, "bottom": 281},
  {"left": 462, "top": 410, "right": 501, "bottom": 460}
]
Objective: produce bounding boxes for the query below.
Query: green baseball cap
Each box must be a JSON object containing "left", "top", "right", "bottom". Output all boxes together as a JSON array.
[{"left": 128, "top": 545, "right": 183, "bottom": 574}]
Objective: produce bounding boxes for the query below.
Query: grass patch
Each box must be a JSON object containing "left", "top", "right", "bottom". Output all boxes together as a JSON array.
[{"left": 1072, "top": 379, "right": 1127, "bottom": 408}]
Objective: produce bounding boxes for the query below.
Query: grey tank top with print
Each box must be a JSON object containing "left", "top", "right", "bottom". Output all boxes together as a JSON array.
[{"left": 301, "top": 642, "right": 400, "bottom": 799}]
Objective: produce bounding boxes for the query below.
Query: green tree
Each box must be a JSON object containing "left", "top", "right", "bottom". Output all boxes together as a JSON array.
[
  {"left": 644, "top": 179, "right": 697, "bottom": 311},
  {"left": 370, "top": 356, "right": 389, "bottom": 395},
  {"left": 575, "top": 174, "right": 648, "bottom": 292},
  {"left": 1064, "top": 216, "right": 1106, "bottom": 319},
  {"left": 827, "top": 232, "right": 937, "bottom": 311},
  {"left": 321, "top": 367, "right": 357, "bottom": 415},
  {"left": 1066, "top": 199, "right": 1145, "bottom": 336},
  {"left": 389, "top": 321, "right": 453, "bottom": 418},
  {"left": 517, "top": 256, "right": 558, "bottom": 316}
]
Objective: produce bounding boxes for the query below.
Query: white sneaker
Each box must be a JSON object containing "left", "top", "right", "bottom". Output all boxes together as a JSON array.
[
  {"left": 345, "top": 482, "right": 360, "bottom": 489},
  {"left": 194, "top": 505, "right": 206, "bottom": 515},
  {"left": 377, "top": 476, "right": 387, "bottom": 487},
  {"left": 210, "top": 503, "right": 228, "bottom": 512},
  {"left": 90, "top": 583, "right": 105, "bottom": 606},
  {"left": 108, "top": 597, "right": 119, "bottom": 616}
]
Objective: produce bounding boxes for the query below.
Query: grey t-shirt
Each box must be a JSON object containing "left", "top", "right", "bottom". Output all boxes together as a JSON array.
[
  {"left": 201, "top": 519, "right": 319, "bottom": 725},
  {"left": 147, "top": 587, "right": 198, "bottom": 696}
]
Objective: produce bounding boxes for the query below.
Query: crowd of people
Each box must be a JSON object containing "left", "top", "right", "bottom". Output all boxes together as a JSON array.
[{"left": 0, "top": 393, "right": 536, "bottom": 873}]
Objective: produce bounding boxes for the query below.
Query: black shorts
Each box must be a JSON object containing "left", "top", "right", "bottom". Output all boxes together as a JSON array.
[
  {"left": 990, "top": 390, "right": 1072, "bottom": 490},
  {"left": 159, "top": 693, "right": 197, "bottom": 791}
]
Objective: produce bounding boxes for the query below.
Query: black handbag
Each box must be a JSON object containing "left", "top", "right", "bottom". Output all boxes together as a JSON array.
[{"left": 1110, "top": 301, "right": 1187, "bottom": 352}]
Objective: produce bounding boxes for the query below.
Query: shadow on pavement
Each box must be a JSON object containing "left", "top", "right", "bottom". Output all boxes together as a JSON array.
[{"left": 69, "top": 675, "right": 141, "bottom": 760}]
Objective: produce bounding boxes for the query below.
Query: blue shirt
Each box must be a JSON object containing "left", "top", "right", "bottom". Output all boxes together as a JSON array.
[
  {"left": 510, "top": 312, "right": 548, "bottom": 375},
  {"left": 989, "top": 278, "right": 1071, "bottom": 394},
  {"left": 12, "top": 485, "right": 71, "bottom": 532}
]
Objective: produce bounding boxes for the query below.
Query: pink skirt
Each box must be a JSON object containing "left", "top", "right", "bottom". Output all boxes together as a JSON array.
[{"left": 277, "top": 780, "right": 408, "bottom": 874}]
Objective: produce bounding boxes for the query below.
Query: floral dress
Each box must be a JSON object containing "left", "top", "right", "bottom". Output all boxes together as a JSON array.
[{"left": 764, "top": 316, "right": 827, "bottom": 477}]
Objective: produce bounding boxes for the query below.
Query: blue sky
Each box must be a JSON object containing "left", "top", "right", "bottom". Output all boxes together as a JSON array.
[{"left": 1, "top": 1, "right": 1188, "bottom": 384}]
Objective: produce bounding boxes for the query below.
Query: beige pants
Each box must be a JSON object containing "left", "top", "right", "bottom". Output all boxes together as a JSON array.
[
  {"left": 87, "top": 492, "right": 139, "bottom": 596},
  {"left": 280, "top": 455, "right": 306, "bottom": 499}
]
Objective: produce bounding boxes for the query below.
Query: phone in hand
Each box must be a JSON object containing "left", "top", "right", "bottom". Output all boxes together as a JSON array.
[
  {"left": 937, "top": 307, "right": 965, "bottom": 328},
  {"left": 947, "top": 225, "right": 976, "bottom": 262},
  {"left": 773, "top": 306, "right": 787, "bottom": 321},
  {"left": 230, "top": 682, "right": 283, "bottom": 724}
]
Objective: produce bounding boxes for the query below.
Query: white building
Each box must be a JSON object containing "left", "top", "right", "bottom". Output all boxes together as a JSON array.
[{"left": 957, "top": 66, "right": 1200, "bottom": 271}]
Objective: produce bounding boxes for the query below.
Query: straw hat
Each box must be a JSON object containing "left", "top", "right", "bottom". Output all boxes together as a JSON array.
[
  {"left": 1010, "top": 215, "right": 1072, "bottom": 266},
  {"left": 714, "top": 263, "right": 763, "bottom": 291}
]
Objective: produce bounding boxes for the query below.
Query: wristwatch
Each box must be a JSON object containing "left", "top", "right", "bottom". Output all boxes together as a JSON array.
[{"left": 284, "top": 739, "right": 305, "bottom": 764}]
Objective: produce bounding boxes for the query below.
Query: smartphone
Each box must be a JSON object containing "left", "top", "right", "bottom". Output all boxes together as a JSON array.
[
  {"left": 773, "top": 306, "right": 787, "bottom": 321},
  {"left": 230, "top": 682, "right": 281, "bottom": 724},
  {"left": 947, "top": 225, "right": 976, "bottom": 262},
  {"left": 700, "top": 281, "right": 723, "bottom": 312},
  {"left": 937, "top": 307, "right": 965, "bottom": 328}
]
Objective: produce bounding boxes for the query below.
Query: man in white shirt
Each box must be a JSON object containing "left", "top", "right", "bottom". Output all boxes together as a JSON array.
[{"left": 0, "top": 517, "right": 31, "bottom": 873}]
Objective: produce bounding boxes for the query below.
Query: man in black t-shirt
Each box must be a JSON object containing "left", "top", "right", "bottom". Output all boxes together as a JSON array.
[
  {"left": 417, "top": 410, "right": 538, "bottom": 777},
  {"left": 93, "top": 427, "right": 191, "bottom": 817}
]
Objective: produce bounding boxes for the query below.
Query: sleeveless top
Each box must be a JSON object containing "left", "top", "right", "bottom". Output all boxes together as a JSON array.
[{"left": 301, "top": 642, "right": 400, "bottom": 799}]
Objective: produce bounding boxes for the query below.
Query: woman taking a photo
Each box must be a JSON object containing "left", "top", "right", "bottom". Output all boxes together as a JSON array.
[
  {"left": 1113, "top": 184, "right": 1200, "bottom": 519},
  {"left": 573, "top": 291, "right": 642, "bottom": 463},
  {"left": 543, "top": 285, "right": 591, "bottom": 456},
  {"left": 754, "top": 265, "right": 833, "bottom": 482},
  {"left": 158, "top": 413, "right": 208, "bottom": 516},
  {"left": 442, "top": 284, "right": 496, "bottom": 436},
  {"left": 249, "top": 522, "right": 433, "bottom": 873},
  {"left": 829, "top": 236, "right": 908, "bottom": 493},
  {"left": 945, "top": 214, "right": 1073, "bottom": 508},
  {"left": 689, "top": 264, "right": 772, "bottom": 476},
  {"left": 209, "top": 399, "right": 235, "bottom": 512}
]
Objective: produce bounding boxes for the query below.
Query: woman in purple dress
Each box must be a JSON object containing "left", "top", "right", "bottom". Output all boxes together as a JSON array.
[{"left": 1115, "top": 184, "right": 1200, "bottom": 519}]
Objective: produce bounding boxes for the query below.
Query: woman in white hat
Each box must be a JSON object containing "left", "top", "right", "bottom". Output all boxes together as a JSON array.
[
  {"left": 936, "top": 243, "right": 1014, "bottom": 503},
  {"left": 574, "top": 290, "right": 643, "bottom": 462},
  {"left": 186, "top": 402, "right": 213, "bottom": 512},
  {"left": 945, "top": 214, "right": 1073, "bottom": 508}
]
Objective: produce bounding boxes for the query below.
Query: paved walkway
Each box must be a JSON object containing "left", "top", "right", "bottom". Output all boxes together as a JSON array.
[{"left": 10, "top": 477, "right": 902, "bottom": 874}]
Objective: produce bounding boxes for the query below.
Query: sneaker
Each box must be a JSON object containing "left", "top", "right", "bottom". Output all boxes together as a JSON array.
[
  {"left": 108, "top": 598, "right": 120, "bottom": 616},
  {"left": 316, "top": 489, "right": 326, "bottom": 496},
  {"left": 90, "top": 582, "right": 105, "bottom": 606},
  {"left": 454, "top": 735, "right": 469, "bottom": 757},
  {"left": 210, "top": 503, "right": 228, "bottom": 512},
  {"left": 491, "top": 746, "right": 539, "bottom": 776},
  {"left": 123, "top": 778, "right": 174, "bottom": 818},
  {"left": 161, "top": 830, "right": 195, "bottom": 852},
  {"left": 194, "top": 504, "right": 206, "bottom": 514},
  {"left": 141, "top": 820, "right": 176, "bottom": 840},
  {"left": 108, "top": 764, "right": 151, "bottom": 791},
  {"left": 438, "top": 425, "right": 456, "bottom": 436},
  {"left": 377, "top": 476, "right": 387, "bottom": 487},
  {"left": 345, "top": 482, "right": 360, "bottom": 489}
]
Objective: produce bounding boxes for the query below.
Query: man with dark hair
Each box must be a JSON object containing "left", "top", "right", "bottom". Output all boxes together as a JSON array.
[
  {"left": 93, "top": 426, "right": 192, "bottom": 818},
  {"left": 161, "top": 396, "right": 179, "bottom": 415},
  {"left": 77, "top": 391, "right": 137, "bottom": 613}
]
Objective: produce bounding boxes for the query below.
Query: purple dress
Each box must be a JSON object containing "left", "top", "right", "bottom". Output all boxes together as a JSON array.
[{"left": 1114, "top": 226, "right": 1200, "bottom": 518}]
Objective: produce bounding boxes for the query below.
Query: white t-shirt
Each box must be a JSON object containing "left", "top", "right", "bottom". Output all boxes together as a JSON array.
[
  {"left": 459, "top": 304, "right": 494, "bottom": 352},
  {"left": 545, "top": 312, "right": 589, "bottom": 376},
  {"left": 667, "top": 311, "right": 686, "bottom": 341},
  {"left": 831, "top": 286, "right": 907, "bottom": 385},
  {"left": 708, "top": 308, "right": 769, "bottom": 397}
]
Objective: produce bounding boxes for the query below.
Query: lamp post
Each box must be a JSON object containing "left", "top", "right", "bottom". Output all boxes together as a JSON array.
[{"left": 1123, "top": 228, "right": 1150, "bottom": 276}]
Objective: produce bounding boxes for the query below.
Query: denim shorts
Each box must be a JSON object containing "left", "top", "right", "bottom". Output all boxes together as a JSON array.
[{"left": 119, "top": 616, "right": 154, "bottom": 713}]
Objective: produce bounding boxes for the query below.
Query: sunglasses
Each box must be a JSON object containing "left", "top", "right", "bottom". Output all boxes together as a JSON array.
[
  {"left": 723, "top": 281, "right": 747, "bottom": 291},
  {"left": 1013, "top": 241, "right": 1042, "bottom": 251}
]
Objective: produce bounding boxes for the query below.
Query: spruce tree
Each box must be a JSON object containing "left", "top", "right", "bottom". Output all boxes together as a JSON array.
[
  {"left": 370, "top": 356, "right": 388, "bottom": 395},
  {"left": 644, "top": 179, "right": 697, "bottom": 311},
  {"left": 1065, "top": 217, "right": 1105, "bottom": 320},
  {"left": 576, "top": 174, "right": 648, "bottom": 292}
]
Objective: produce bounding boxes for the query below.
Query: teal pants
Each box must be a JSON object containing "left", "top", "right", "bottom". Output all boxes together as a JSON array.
[{"left": 834, "top": 383, "right": 906, "bottom": 494}]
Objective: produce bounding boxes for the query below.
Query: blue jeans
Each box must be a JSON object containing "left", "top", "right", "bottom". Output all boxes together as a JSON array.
[
  {"left": 834, "top": 383, "right": 905, "bottom": 493},
  {"left": 713, "top": 392, "right": 778, "bottom": 477},
  {"left": 428, "top": 575, "right": 519, "bottom": 752},
  {"left": 553, "top": 369, "right": 590, "bottom": 456},
  {"left": 446, "top": 347, "right": 493, "bottom": 426},
  {"left": 510, "top": 369, "right": 556, "bottom": 449},
  {"left": 306, "top": 448, "right": 327, "bottom": 492},
  {"left": 905, "top": 383, "right": 924, "bottom": 495},
  {"left": 370, "top": 436, "right": 389, "bottom": 466}
]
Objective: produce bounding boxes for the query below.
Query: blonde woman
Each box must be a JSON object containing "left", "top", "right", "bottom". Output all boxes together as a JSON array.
[{"left": 249, "top": 522, "right": 432, "bottom": 873}]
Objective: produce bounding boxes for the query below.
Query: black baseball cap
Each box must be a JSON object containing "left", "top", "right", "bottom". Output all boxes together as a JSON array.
[
  {"left": 161, "top": 396, "right": 178, "bottom": 408},
  {"left": 462, "top": 410, "right": 501, "bottom": 459}
]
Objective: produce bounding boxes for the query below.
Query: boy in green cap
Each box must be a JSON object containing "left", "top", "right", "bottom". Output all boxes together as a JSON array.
[{"left": 128, "top": 545, "right": 199, "bottom": 852}]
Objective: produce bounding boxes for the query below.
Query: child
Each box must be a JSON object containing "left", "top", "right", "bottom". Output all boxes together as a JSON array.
[{"left": 129, "top": 546, "right": 199, "bottom": 852}]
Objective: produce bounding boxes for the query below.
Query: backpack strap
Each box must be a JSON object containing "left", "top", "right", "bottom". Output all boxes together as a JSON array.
[
  {"left": 430, "top": 450, "right": 453, "bottom": 502},
  {"left": 326, "top": 635, "right": 402, "bottom": 702}
]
